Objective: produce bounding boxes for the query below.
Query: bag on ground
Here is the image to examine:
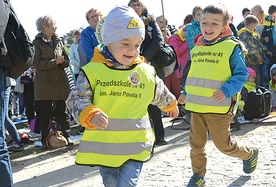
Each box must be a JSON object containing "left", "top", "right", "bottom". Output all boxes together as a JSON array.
[{"left": 244, "top": 86, "right": 272, "bottom": 120}]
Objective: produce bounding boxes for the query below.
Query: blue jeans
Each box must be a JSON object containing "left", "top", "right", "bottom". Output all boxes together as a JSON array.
[
  {"left": 5, "top": 86, "right": 21, "bottom": 143},
  {"left": 99, "top": 160, "right": 143, "bottom": 187},
  {"left": 0, "top": 69, "right": 14, "bottom": 186}
]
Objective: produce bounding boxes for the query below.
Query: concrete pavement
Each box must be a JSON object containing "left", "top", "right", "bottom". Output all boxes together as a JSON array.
[{"left": 12, "top": 118, "right": 276, "bottom": 187}]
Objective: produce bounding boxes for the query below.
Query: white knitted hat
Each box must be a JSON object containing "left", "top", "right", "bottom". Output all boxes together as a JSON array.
[{"left": 102, "top": 5, "right": 145, "bottom": 45}]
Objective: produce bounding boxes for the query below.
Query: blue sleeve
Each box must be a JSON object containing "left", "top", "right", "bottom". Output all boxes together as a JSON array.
[
  {"left": 221, "top": 46, "right": 249, "bottom": 98},
  {"left": 80, "top": 28, "right": 98, "bottom": 63},
  {"left": 186, "top": 25, "right": 195, "bottom": 51}
]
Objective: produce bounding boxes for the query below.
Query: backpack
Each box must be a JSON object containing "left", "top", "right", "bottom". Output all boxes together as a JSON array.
[
  {"left": 0, "top": 0, "right": 34, "bottom": 79},
  {"left": 244, "top": 86, "right": 272, "bottom": 120},
  {"left": 155, "top": 43, "right": 177, "bottom": 68}
]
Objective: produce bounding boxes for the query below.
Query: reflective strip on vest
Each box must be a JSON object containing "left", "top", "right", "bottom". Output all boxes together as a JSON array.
[{"left": 76, "top": 118, "right": 155, "bottom": 167}]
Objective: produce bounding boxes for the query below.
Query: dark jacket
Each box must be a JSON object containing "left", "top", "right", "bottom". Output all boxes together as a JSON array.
[
  {"left": 140, "top": 14, "right": 164, "bottom": 79},
  {"left": 261, "top": 16, "right": 276, "bottom": 60},
  {"left": 33, "top": 33, "right": 70, "bottom": 100}
]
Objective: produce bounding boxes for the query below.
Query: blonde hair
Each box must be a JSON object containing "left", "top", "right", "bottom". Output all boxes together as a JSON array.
[{"left": 85, "top": 8, "right": 103, "bottom": 21}]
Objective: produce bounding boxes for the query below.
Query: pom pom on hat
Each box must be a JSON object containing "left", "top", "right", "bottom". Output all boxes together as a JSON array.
[
  {"left": 247, "top": 67, "right": 256, "bottom": 78},
  {"left": 102, "top": 5, "right": 145, "bottom": 45}
]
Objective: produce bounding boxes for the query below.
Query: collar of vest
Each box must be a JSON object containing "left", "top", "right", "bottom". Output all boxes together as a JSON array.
[{"left": 91, "top": 47, "right": 145, "bottom": 67}]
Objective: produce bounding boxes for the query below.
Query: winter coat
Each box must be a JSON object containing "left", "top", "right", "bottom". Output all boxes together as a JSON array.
[
  {"left": 268, "top": 64, "right": 276, "bottom": 107},
  {"left": 139, "top": 14, "right": 164, "bottom": 79},
  {"left": 32, "top": 33, "right": 70, "bottom": 101},
  {"left": 261, "top": 16, "right": 276, "bottom": 61},
  {"left": 186, "top": 20, "right": 201, "bottom": 51},
  {"left": 168, "top": 34, "right": 189, "bottom": 79}
]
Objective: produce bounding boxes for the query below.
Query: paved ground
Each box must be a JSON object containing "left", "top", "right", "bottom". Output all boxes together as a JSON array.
[{"left": 11, "top": 118, "right": 276, "bottom": 187}]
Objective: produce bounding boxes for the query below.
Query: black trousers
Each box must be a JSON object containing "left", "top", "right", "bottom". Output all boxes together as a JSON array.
[
  {"left": 23, "top": 82, "right": 35, "bottom": 123},
  {"left": 38, "top": 100, "right": 70, "bottom": 144},
  {"left": 148, "top": 104, "right": 165, "bottom": 140}
]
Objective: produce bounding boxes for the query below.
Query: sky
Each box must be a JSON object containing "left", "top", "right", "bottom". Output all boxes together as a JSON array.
[{"left": 11, "top": 0, "right": 276, "bottom": 41}]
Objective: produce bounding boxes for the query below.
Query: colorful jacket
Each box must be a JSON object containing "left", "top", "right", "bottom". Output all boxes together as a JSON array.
[
  {"left": 186, "top": 20, "right": 201, "bottom": 51},
  {"left": 239, "top": 28, "right": 267, "bottom": 66},
  {"left": 168, "top": 33, "right": 189, "bottom": 79}
]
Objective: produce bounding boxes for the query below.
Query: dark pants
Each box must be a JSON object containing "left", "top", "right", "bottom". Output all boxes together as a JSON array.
[
  {"left": 23, "top": 82, "right": 35, "bottom": 123},
  {"left": 38, "top": 100, "right": 70, "bottom": 144},
  {"left": 148, "top": 104, "right": 165, "bottom": 140}
]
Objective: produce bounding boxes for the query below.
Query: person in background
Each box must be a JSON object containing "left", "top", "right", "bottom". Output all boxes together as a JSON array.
[
  {"left": 5, "top": 78, "right": 24, "bottom": 151},
  {"left": 80, "top": 8, "right": 102, "bottom": 64},
  {"left": 238, "top": 15, "right": 272, "bottom": 88},
  {"left": 66, "top": 6, "right": 178, "bottom": 186},
  {"left": 240, "top": 67, "right": 256, "bottom": 112},
  {"left": 33, "top": 15, "right": 71, "bottom": 150},
  {"left": 236, "top": 8, "right": 251, "bottom": 31},
  {"left": 168, "top": 24, "right": 189, "bottom": 88},
  {"left": 69, "top": 30, "right": 81, "bottom": 80},
  {"left": 21, "top": 66, "right": 39, "bottom": 133},
  {"left": 183, "top": 14, "right": 193, "bottom": 25},
  {"left": 12, "top": 76, "right": 25, "bottom": 121},
  {"left": 1, "top": 0, "right": 18, "bottom": 185},
  {"left": 178, "top": 4, "right": 259, "bottom": 186},
  {"left": 129, "top": 0, "right": 168, "bottom": 145},
  {"left": 268, "top": 64, "right": 276, "bottom": 111},
  {"left": 186, "top": 5, "right": 202, "bottom": 51},
  {"left": 251, "top": 5, "right": 266, "bottom": 35},
  {"left": 261, "top": 5, "right": 276, "bottom": 69},
  {"left": 229, "top": 15, "right": 239, "bottom": 38}
]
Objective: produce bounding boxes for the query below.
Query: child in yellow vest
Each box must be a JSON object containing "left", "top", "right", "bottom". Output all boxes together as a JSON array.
[
  {"left": 178, "top": 4, "right": 259, "bottom": 187},
  {"left": 240, "top": 67, "right": 256, "bottom": 112},
  {"left": 269, "top": 64, "right": 276, "bottom": 111},
  {"left": 66, "top": 6, "right": 178, "bottom": 187}
]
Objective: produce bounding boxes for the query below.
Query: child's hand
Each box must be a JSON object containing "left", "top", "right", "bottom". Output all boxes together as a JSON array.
[
  {"left": 167, "top": 106, "right": 179, "bottom": 118},
  {"left": 256, "top": 54, "right": 263, "bottom": 63},
  {"left": 178, "top": 94, "right": 186, "bottom": 105},
  {"left": 91, "top": 112, "right": 109, "bottom": 130},
  {"left": 265, "top": 36, "right": 269, "bottom": 43},
  {"left": 212, "top": 90, "right": 225, "bottom": 102},
  {"left": 266, "top": 51, "right": 273, "bottom": 57}
]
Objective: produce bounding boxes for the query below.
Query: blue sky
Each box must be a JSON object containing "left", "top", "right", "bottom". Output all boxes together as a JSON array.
[{"left": 11, "top": 0, "right": 276, "bottom": 40}]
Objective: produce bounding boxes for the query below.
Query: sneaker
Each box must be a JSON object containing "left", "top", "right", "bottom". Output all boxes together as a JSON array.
[
  {"left": 8, "top": 142, "right": 24, "bottom": 152},
  {"left": 187, "top": 174, "right": 206, "bottom": 187},
  {"left": 243, "top": 147, "right": 259, "bottom": 174}
]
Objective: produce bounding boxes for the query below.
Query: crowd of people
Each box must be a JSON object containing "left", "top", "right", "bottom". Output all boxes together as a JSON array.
[{"left": 2, "top": 0, "right": 276, "bottom": 186}]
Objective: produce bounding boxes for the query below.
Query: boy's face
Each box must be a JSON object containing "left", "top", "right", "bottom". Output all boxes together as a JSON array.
[
  {"left": 247, "top": 22, "right": 258, "bottom": 31},
  {"left": 107, "top": 36, "right": 143, "bottom": 66},
  {"left": 269, "top": 12, "right": 276, "bottom": 22},
  {"left": 200, "top": 12, "right": 225, "bottom": 41},
  {"left": 194, "top": 9, "right": 202, "bottom": 23}
]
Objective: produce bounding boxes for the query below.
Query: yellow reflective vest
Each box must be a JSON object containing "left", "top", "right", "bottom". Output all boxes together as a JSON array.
[
  {"left": 185, "top": 39, "right": 240, "bottom": 114},
  {"left": 76, "top": 62, "right": 156, "bottom": 167}
]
